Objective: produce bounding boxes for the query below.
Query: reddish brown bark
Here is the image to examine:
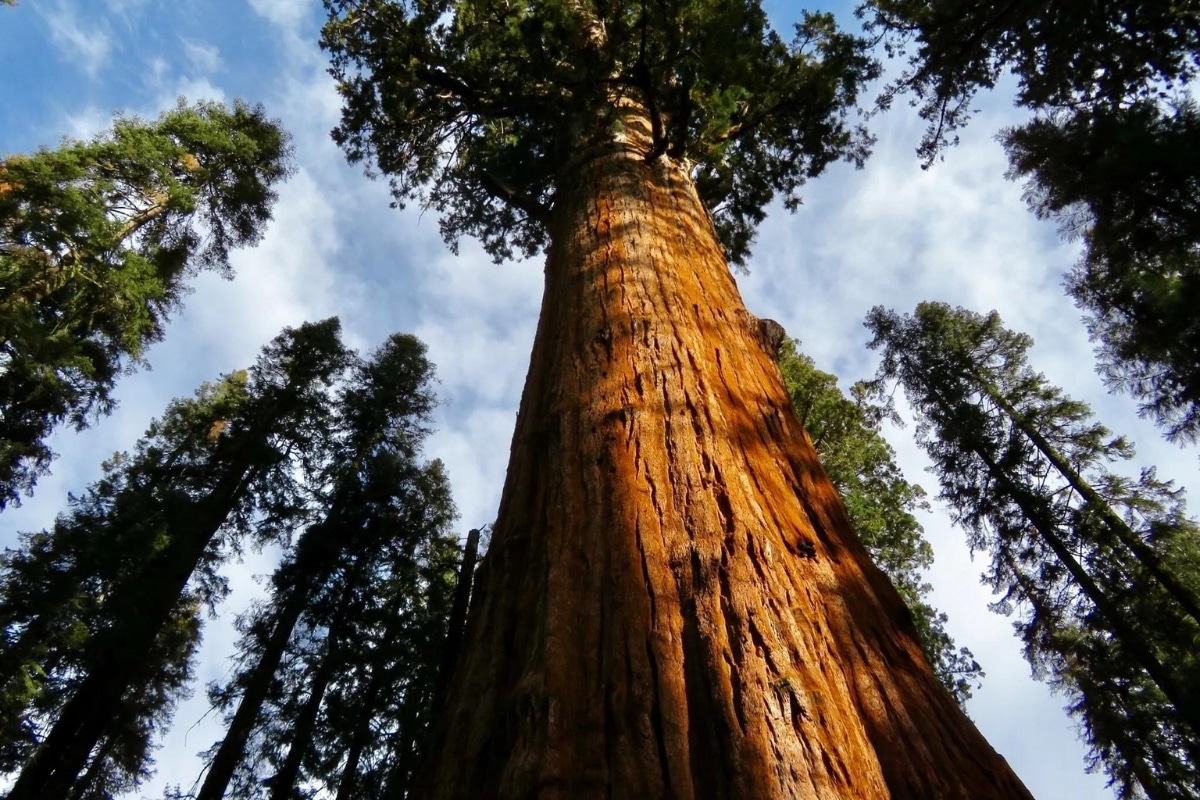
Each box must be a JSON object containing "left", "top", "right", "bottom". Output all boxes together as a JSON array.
[{"left": 419, "top": 107, "right": 1032, "bottom": 799}]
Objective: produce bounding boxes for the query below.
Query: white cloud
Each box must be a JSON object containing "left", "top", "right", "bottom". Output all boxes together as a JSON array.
[
  {"left": 182, "top": 39, "right": 221, "bottom": 74},
  {"left": 166, "top": 77, "right": 226, "bottom": 106},
  {"left": 42, "top": 1, "right": 111, "bottom": 78},
  {"left": 102, "top": 0, "right": 148, "bottom": 16},
  {"left": 246, "top": 0, "right": 309, "bottom": 31},
  {"left": 61, "top": 105, "right": 111, "bottom": 140}
]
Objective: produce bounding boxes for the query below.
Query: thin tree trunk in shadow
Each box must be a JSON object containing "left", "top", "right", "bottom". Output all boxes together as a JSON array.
[{"left": 268, "top": 579, "right": 356, "bottom": 800}]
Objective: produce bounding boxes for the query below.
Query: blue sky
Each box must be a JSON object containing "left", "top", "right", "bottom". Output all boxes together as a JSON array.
[{"left": 2, "top": 1, "right": 1195, "bottom": 798}]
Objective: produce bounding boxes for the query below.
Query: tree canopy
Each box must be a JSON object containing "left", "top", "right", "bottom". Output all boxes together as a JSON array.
[
  {"left": 322, "top": 0, "right": 879, "bottom": 264},
  {"left": 0, "top": 99, "right": 293, "bottom": 507},
  {"left": 860, "top": 0, "right": 1200, "bottom": 161},
  {"left": 860, "top": 0, "right": 1200, "bottom": 445},
  {"left": 1004, "top": 101, "right": 1200, "bottom": 442}
]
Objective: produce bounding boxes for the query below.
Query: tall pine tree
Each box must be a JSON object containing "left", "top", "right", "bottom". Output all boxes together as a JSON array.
[
  {"left": 4, "top": 319, "right": 352, "bottom": 800},
  {"left": 867, "top": 301, "right": 1200, "bottom": 800},
  {"left": 0, "top": 99, "right": 293, "bottom": 506},
  {"left": 196, "top": 333, "right": 458, "bottom": 800},
  {"left": 323, "top": 2, "right": 1032, "bottom": 796}
]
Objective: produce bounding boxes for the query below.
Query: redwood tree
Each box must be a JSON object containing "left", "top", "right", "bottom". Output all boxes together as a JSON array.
[{"left": 323, "top": 2, "right": 1033, "bottom": 797}]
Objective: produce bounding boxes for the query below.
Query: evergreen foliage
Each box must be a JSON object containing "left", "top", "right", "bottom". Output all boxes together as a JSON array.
[
  {"left": 1002, "top": 102, "right": 1200, "bottom": 442},
  {"left": 2, "top": 319, "right": 352, "bottom": 800},
  {"left": 778, "top": 338, "right": 981, "bottom": 703},
  {"left": 860, "top": 0, "right": 1198, "bottom": 161},
  {"left": 860, "top": 0, "right": 1200, "bottom": 443},
  {"left": 0, "top": 374, "right": 255, "bottom": 782},
  {"left": 199, "top": 334, "right": 459, "bottom": 800},
  {"left": 0, "top": 99, "right": 293, "bottom": 506},
  {"left": 321, "top": 0, "right": 879, "bottom": 264},
  {"left": 866, "top": 301, "right": 1200, "bottom": 800}
]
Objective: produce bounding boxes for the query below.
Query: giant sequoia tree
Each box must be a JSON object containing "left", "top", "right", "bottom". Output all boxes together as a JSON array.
[{"left": 324, "top": 2, "right": 1031, "bottom": 797}]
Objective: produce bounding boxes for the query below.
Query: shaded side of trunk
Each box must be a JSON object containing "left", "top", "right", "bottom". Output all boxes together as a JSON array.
[
  {"left": 418, "top": 107, "right": 1033, "bottom": 799},
  {"left": 197, "top": 583, "right": 310, "bottom": 800},
  {"left": 8, "top": 466, "right": 252, "bottom": 800}
]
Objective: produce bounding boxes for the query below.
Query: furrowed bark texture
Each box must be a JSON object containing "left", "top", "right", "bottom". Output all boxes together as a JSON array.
[{"left": 419, "top": 110, "right": 1032, "bottom": 799}]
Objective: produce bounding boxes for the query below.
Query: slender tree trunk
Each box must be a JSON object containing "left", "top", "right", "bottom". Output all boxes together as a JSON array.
[
  {"left": 429, "top": 526, "right": 480, "bottom": 716},
  {"left": 197, "top": 582, "right": 311, "bottom": 800},
  {"left": 334, "top": 661, "right": 387, "bottom": 800},
  {"left": 997, "top": 548, "right": 1173, "bottom": 800},
  {"left": 382, "top": 679, "right": 432, "bottom": 800},
  {"left": 417, "top": 104, "right": 1032, "bottom": 799},
  {"left": 980, "top": 381, "right": 1200, "bottom": 626},
  {"left": 268, "top": 581, "right": 355, "bottom": 800},
  {"left": 8, "top": 464, "right": 254, "bottom": 800},
  {"left": 66, "top": 735, "right": 117, "bottom": 800},
  {"left": 967, "top": 435, "right": 1200, "bottom": 744},
  {"left": 336, "top": 600, "right": 412, "bottom": 800}
]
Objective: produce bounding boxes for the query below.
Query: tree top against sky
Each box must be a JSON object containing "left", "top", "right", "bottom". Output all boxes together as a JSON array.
[
  {"left": 860, "top": 0, "right": 1200, "bottom": 162},
  {"left": 322, "top": 0, "right": 880, "bottom": 264}
]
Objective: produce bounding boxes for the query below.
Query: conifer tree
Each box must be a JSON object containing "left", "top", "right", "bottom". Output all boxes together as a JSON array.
[
  {"left": 196, "top": 333, "right": 458, "bottom": 800},
  {"left": 861, "top": 0, "right": 1200, "bottom": 441},
  {"left": 778, "top": 338, "right": 981, "bottom": 703},
  {"left": 203, "top": 464, "right": 458, "bottom": 800},
  {"left": 4, "top": 319, "right": 352, "bottom": 800},
  {"left": 866, "top": 301, "right": 1200, "bottom": 800},
  {"left": 0, "top": 374, "right": 254, "bottom": 779},
  {"left": 0, "top": 99, "right": 293, "bottom": 506},
  {"left": 324, "top": 2, "right": 1032, "bottom": 796}
]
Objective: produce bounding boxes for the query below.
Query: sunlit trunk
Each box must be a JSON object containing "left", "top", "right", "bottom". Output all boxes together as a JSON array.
[{"left": 419, "top": 104, "right": 1032, "bottom": 799}]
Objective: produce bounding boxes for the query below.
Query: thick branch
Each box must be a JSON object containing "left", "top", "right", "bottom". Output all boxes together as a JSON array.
[{"left": 477, "top": 170, "right": 550, "bottom": 224}]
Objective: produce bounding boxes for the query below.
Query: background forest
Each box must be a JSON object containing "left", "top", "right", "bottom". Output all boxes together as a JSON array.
[{"left": 0, "top": 0, "right": 1196, "bottom": 798}]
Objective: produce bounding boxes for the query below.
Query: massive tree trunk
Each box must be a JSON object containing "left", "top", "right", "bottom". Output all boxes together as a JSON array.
[{"left": 418, "top": 105, "right": 1033, "bottom": 799}]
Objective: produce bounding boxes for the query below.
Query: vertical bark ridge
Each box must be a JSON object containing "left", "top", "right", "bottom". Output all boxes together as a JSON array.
[{"left": 419, "top": 109, "right": 1032, "bottom": 799}]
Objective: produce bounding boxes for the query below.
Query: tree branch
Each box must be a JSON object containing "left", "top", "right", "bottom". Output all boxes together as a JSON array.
[{"left": 477, "top": 170, "right": 550, "bottom": 225}]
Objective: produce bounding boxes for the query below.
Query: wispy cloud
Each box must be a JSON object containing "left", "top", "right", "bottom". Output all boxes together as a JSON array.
[
  {"left": 42, "top": 2, "right": 111, "bottom": 78},
  {"left": 182, "top": 39, "right": 221, "bottom": 74},
  {"left": 246, "top": 0, "right": 309, "bottom": 31},
  {"left": 61, "top": 105, "right": 111, "bottom": 140}
]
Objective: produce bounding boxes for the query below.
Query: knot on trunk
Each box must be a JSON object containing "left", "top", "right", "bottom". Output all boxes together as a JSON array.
[{"left": 744, "top": 313, "right": 787, "bottom": 359}]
